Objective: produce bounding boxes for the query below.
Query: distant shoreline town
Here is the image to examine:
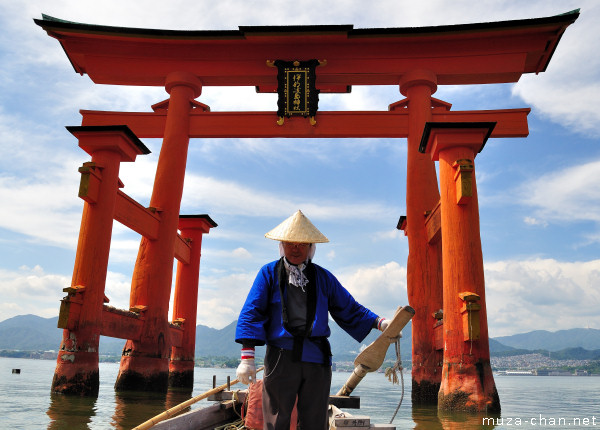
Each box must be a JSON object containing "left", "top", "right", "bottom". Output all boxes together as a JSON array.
[{"left": 2, "top": 350, "right": 600, "bottom": 376}]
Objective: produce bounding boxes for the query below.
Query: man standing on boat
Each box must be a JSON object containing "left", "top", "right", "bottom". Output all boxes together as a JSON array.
[{"left": 235, "top": 210, "right": 390, "bottom": 430}]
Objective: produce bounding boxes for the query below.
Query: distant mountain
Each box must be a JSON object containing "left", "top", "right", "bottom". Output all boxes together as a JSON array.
[
  {"left": 0, "top": 314, "right": 61, "bottom": 351},
  {"left": 2, "top": 314, "right": 600, "bottom": 362},
  {"left": 0, "top": 314, "right": 412, "bottom": 361},
  {"left": 0, "top": 314, "right": 124, "bottom": 354},
  {"left": 489, "top": 338, "right": 516, "bottom": 353},
  {"left": 493, "top": 328, "right": 600, "bottom": 352}
]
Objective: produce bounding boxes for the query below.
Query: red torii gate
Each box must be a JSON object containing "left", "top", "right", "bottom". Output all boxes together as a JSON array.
[{"left": 36, "top": 10, "right": 578, "bottom": 412}]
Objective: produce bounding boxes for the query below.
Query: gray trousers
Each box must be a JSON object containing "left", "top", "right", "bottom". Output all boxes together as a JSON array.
[{"left": 262, "top": 346, "right": 332, "bottom": 430}]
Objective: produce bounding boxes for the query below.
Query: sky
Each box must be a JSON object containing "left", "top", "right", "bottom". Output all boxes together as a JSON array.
[{"left": 0, "top": 0, "right": 599, "bottom": 339}]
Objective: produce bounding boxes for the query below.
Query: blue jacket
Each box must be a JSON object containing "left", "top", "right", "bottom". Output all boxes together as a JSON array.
[{"left": 235, "top": 259, "right": 378, "bottom": 364}]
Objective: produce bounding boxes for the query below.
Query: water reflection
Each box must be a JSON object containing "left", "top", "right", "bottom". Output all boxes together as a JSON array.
[
  {"left": 46, "top": 389, "right": 194, "bottom": 429},
  {"left": 47, "top": 393, "right": 97, "bottom": 430},
  {"left": 112, "top": 389, "right": 193, "bottom": 429},
  {"left": 437, "top": 409, "right": 499, "bottom": 429},
  {"left": 412, "top": 405, "right": 443, "bottom": 429}
]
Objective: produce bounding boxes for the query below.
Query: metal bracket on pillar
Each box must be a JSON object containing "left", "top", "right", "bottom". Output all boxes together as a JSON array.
[
  {"left": 396, "top": 215, "right": 407, "bottom": 237},
  {"left": 78, "top": 162, "right": 102, "bottom": 204},
  {"left": 453, "top": 159, "right": 474, "bottom": 205},
  {"left": 459, "top": 292, "right": 481, "bottom": 341},
  {"left": 433, "top": 308, "right": 444, "bottom": 350}
]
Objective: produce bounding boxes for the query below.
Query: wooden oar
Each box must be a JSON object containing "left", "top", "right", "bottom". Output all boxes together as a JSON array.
[
  {"left": 133, "top": 366, "right": 264, "bottom": 430},
  {"left": 336, "top": 306, "right": 415, "bottom": 396}
]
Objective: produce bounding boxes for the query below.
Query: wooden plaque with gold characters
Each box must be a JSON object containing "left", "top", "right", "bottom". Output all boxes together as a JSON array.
[{"left": 273, "top": 59, "right": 320, "bottom": 125}]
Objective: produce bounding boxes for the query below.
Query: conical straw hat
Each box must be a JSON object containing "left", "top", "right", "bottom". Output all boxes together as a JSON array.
[{"left": 265, "top": 210, "right": 329, "bottom": 243}]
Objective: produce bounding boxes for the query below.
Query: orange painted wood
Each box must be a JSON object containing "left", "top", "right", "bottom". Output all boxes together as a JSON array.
[
  {"left": 400, "top": 71, "right": 444, "bottom": 403},
  {"left": 114, "top": 190, "right": 160, "bottom": 239},
  {"left": 35, "top": 12, "right": 578, "bottom": 87},
  {"left": 173, "top": 234, "right": 191, "bottom": 265},
  {"left": 433, "top": 322, "right": 444, "bottom": 351},
  {"left": 116, "top": 73, "right": 202, "bottom": 391},
  {"left": 100, "top": 306, "right": 144, "bottom": 341},
  {"left": 52, "top": 126, "right": 147, "bottom": 395},
  {"left": 424, "top": 200, "right": 442, "bottom": 244},
  {"left": 424, "top": 124, "right": 499, "bottom": 412},
  {"left": 80, "top": 108, "right": 529, "bottom": 139},
  {"left": 170, "top": 217, "right": 215, "bottom": 386},
  {"left": 169, "top": 325, "right": 184, "bottom": 348},
  {"left": 77, "top": 162, "right": 101, "bottom": 204}
]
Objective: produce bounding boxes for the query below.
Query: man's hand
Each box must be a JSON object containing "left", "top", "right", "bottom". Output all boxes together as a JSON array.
[
  {"left": 236, "top": 358, "right": 256, "bottom": 385},
  {"left": 379, "top": 317, "right": 402, "bottom": 340}
]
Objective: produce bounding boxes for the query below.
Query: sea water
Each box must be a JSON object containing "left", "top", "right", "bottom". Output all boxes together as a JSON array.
[{"left": 1, "top": 357, "right": 598, "bottom": 429}]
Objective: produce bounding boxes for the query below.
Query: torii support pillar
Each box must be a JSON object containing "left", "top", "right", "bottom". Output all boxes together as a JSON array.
[
  {"left": 115, "top": 72, "right": 202, "bottom": 392},
  {"left": 399, "top": 70, "right": 444, "bottom": 404},
  {"left": 52, "top": 126, "right": 149, "bottom": 395},
  {"left": 169, "top": 215, "right": 217, "bottom": 389},
  {"left": 420, "top": 122, "right": 500, "bottom": 412}
]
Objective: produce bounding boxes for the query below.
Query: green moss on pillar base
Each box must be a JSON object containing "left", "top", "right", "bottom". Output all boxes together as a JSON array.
[
  {"left": 168, "top": 370, "right": 194, "bottom": 389},
  {"left": 412, "top": 379, "right": 440, "bottom": 405},
  {"left": 438, "top": 387, "right": 500, "bottom": 413},
  {"left": 114, "top": 370, "right": 169, "bottom": 393},
  {"left": 51, "top": 370, "right": 100, "bottom": 396}
]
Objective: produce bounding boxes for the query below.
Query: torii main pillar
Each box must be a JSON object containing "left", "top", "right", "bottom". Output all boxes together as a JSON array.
[
  {"left": 115, "top": 72, "right": 202, "bottom": 392},
  {"left": 399, "top": 70, "right": 444, "bottom": 404},
  {"left": 421, "top": 122, "right": 500, "bottom": 412}
]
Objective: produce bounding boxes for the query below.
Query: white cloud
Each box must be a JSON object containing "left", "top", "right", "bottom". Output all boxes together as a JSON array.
[
  {"left": 522, "top": 159, "right": 600, "bottom": 225},
  {"left": 211, "top": 247, "right": 253, "bottom": 261},
  {"left": 0, "top": 175, "right": 81, "bottom": 248},
  {"left": 0, "top": 265, "right": 68, "bottom": 321},
  {"left": 337, "top": 261, "right": 408, "bottom": 320},
  {"left": 485, "top": 258, "right": 600, "bottom": 336},
  {"left": 373, "top": 229, "right": 405, "bottom": 241},
  {"left": 103, "top": 271, "right": 134, "bottom": 310},
  {"left": 523, "top": 217, "right": 548, "bottom": 227},
  {"left": 231, "top": 247, "right": 252, "bottom": 259},
  {"left": 182, "top": 173, "right": 398, "bottom": 221},
  {"left": 196, "top": 271, "right": 256, "bottom": 328},
  {"left": 512, "top": 1, "right": 600, "bottom": 135}
]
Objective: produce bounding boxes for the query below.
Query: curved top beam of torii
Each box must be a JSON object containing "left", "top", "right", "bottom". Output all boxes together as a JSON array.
[{"left": 34, "top": 10, "right": 579, "bottom": 90}]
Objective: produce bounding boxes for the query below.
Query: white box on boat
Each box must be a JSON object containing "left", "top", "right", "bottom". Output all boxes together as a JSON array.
[
  {"left": 369, "top": 424, "right": 396, "bottom": 429},
  {"left": 331, "top": 414, "right": 370, "bottom": 428}
]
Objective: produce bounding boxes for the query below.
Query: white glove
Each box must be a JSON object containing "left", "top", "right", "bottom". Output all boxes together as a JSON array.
[
  {"left": 236, "top": 358, "right": 256, "bottom": 385},
  {"left": 379, "top": 317, "right": 402, "bottom": 339},
  {"left": 379, "top": 318, "right": 389, "bottom": 332}
]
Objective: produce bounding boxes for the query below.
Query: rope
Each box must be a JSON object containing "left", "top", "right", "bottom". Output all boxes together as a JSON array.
[
  {"left": 214, "top": 418, "right": 245, "bottom": 430},
  {"left": 384, "top": 338, "right": 404, "bottom": 424}
]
